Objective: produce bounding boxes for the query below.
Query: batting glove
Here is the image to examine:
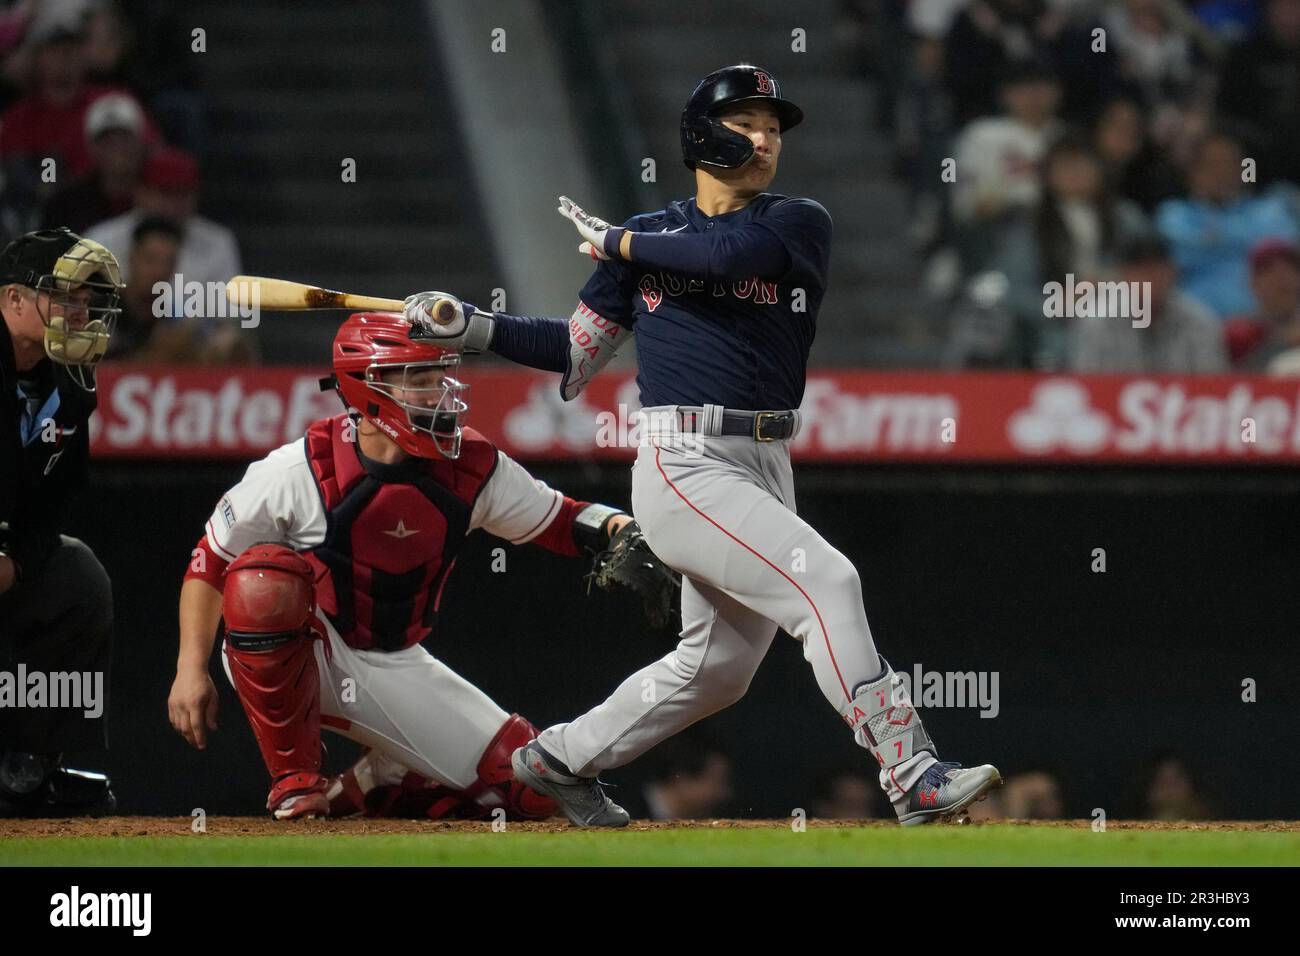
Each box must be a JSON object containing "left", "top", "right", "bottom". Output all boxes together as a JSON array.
[
  {"left": 557, "top": 195, "right": 625, "bottom": 261},
  {"left": 402, "top": 291, "right": 495, "bottom": 353}
]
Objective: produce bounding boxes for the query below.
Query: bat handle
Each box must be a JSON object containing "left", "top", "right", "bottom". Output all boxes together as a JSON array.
[{"left": 430, "top": 297, "right": 457, "bottom": 326}]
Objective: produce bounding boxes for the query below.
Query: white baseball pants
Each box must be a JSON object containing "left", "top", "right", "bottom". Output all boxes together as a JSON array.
[{"left": 538, "top": 408, "right": 925, "bottom": 784}]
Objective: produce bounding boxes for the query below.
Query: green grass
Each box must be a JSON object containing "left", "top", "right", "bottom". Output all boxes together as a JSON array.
[{"left": 3, "top": 826, "right": 1298, "bottom": 866}]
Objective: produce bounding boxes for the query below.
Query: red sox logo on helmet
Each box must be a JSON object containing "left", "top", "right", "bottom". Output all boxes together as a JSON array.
[{"left": 754, "top": 70, "right": 773, "bottom": 94}]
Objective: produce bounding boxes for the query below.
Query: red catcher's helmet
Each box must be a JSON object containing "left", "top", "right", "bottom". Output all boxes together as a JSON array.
[{"left": 332, "top": 312, "right": 469, "bottom": 460}]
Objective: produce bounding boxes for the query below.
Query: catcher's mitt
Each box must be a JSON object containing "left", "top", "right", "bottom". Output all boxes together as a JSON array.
[{"left": 587, "top": 520, "right": 681, "bottom": 630}]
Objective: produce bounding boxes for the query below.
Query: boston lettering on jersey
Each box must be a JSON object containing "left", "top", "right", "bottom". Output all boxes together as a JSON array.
[
  {"left": 578, "top": 193, "right": 832, "bottom": 411},
  {"left": 635, "top": 273, "right": 781, "bottom": 311}
]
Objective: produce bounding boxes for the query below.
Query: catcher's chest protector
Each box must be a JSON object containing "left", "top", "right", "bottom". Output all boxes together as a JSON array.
[{"left": 303, "top": 414, "right": 496, "bottom": 651}]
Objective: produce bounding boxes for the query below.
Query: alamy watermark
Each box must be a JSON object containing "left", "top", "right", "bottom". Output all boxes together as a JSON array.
[
  {"left": 595, "top": 405, "right": 707, "bottom": 452},
  {"left": 50, "top": 886, "right": 151, "bottom": 936},
  {"left": 0, "top": 666, "right": 104, "bottom": 718},
  {"left": 153, "top": 274, "right": 260, "bottom": 328},
  {"left": 894, "top": 663, "right": 1000, "bottom": 719},
  {"left": 1043, "top": 275, "right": 1151, "bottom": 329}
]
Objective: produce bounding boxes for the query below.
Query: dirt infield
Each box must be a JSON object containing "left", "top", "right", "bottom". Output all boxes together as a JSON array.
[{"left": 2, "top": 816, "right": 1297, "bottom": 838}]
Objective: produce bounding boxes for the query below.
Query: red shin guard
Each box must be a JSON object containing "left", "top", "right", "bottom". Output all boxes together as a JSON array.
[
  {"left": 225, "top": 638, "right": 326, "bottom": 805},
  {"left": 222, "top": 545, "right": 329, "bottom": 810},
  {"left": 452, "top": 713, "right": 558, "bottom": 820}
]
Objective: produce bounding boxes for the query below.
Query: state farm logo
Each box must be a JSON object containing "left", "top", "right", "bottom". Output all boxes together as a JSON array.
[
  {"left": 1008, "top": 378, "right": 1300, "bottom": 457},
  {"left": 503, "top": 381, "right": 620, "bottom": 452},
  {"left": 89, "top": 373, "right": 339, "bottom": 451},
  {"left": 1008, "top": 380, "right": 1110, "bottom": 454},
  {"left": 795, "top": 378, "right": 957, "bottom": 453}
]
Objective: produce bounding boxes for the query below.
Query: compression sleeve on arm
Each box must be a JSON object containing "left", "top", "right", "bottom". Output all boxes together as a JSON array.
[{"left": 489, "top": 303, "right": 631, "bottom": 401}]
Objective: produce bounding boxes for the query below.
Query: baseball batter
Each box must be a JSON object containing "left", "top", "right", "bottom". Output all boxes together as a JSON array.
[
  {"left": 406, "top": 65, "right": 1000, "bottom": 826},
  {"left": 166, "top": 312, "right": 674, "bottom": 819}
]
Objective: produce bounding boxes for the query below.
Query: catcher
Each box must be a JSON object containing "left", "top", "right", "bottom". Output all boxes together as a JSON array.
[{"left": 166, "top": 310, "right": 677, "bottom": 820}]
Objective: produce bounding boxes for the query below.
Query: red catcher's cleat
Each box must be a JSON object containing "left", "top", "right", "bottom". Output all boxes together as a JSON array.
[{"left": 268, "top": 772, "right": 330, "bottom": 820}]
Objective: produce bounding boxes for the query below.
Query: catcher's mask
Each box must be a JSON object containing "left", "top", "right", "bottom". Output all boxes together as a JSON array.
[
  {"left": 331, "top": 311, "right": 469, "bottom": 460},
  {"left": 0, "top": 228, "right": 123, "bottom": 390}
]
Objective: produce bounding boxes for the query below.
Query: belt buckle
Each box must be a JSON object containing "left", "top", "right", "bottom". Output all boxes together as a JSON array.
[{"left": 753, "top": 411, "right": 777, "bottom": 442}]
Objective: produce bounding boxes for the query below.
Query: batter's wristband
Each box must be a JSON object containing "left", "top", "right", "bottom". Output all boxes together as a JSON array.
[
  {"left": 574, "top": 503, "right": 624, "bottom": 553},
  {"left": 602, "top": 227, "right": 627, "bottom": 260},
  {"left": 462, "top": 309, "right": 495, "bottom": 353}
]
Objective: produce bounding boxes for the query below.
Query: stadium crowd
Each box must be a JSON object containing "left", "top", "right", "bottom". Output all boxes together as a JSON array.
[
  {"left": 6, "top": 1, "right": 1299, "bottom": 376},
  {"left": 858, "top": 0, "right": 1300, "bottom": 374},
  {"left": 0, "top": 0, "right": 248, "bottom": 364}
]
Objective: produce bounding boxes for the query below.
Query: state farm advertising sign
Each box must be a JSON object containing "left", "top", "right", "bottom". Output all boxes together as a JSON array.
[
  {"left": 89, "top": 366, "right": 1300, "bottom": 464},
  {"left": 89, "top": 367, "right": 340, "bottom": 456}
]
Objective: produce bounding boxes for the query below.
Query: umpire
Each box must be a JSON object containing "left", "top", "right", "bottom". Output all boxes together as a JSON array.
[{"left": 0, "top": 228, "right": 122, "bottom": 816}]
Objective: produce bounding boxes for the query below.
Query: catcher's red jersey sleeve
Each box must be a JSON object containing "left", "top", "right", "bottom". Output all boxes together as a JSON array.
[
  {"left": 183, "top": 533, "right": 230, "bottom": 590},
  {"left": 185, "top": 436, "right": 325, "bottom": 588},
  {"left": 469, "top": 450, "right": 591, "bottom": 556}
]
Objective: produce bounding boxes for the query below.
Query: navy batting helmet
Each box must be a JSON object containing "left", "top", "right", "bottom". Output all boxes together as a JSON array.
[{"left": 680, "top": 64, "right": 803, "bottom": 170}]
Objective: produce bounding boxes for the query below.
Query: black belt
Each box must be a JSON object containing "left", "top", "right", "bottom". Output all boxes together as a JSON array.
[{"left": 675, "top": 407, "right": 798, "bottom": 442}]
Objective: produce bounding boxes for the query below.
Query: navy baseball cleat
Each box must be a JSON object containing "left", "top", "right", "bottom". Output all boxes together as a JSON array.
[
  {"left": 511, "top": 741, "right": 629, "bottom": 828},
  {"left": 893, "top": 760, "right": 1002, "bottom": 826}
]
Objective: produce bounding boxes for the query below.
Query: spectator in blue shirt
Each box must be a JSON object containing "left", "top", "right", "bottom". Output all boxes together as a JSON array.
[{"left": 1156, "top": 128, "right": 1300, "bottom": 317}]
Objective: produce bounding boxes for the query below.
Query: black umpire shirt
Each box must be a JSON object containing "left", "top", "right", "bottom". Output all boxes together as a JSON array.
[{"left": 0, "top": 317, "right": 94, "bottom": 582}]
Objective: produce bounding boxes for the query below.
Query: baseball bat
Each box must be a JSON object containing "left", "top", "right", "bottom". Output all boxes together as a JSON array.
[{"left": 225, "top": 276, "right": 458, "bottom": 324}]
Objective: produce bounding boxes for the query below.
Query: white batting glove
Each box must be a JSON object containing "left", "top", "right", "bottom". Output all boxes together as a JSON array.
[
  {"left": 404, "top": 290, "right": 468, "bottom": 337},
  {"left": 402, "top": 291, "right": 496, "bottom": 353},
  {"left": 557, "top": 195, "right": 619, "bottom": 260}
]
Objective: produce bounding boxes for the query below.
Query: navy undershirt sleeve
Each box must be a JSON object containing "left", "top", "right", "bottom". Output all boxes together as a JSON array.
[
  {"left": 487, "top": 312, "right": 568, "bottom": 372},
  {"left": 627, "top": 226, "right": 791, "bottom": 282},
  {"left": 748, "top": 198, "right": 833, "bottom": 286},
  {"left": 577, "top": 256, "right": 636, "bottom": 326}
]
